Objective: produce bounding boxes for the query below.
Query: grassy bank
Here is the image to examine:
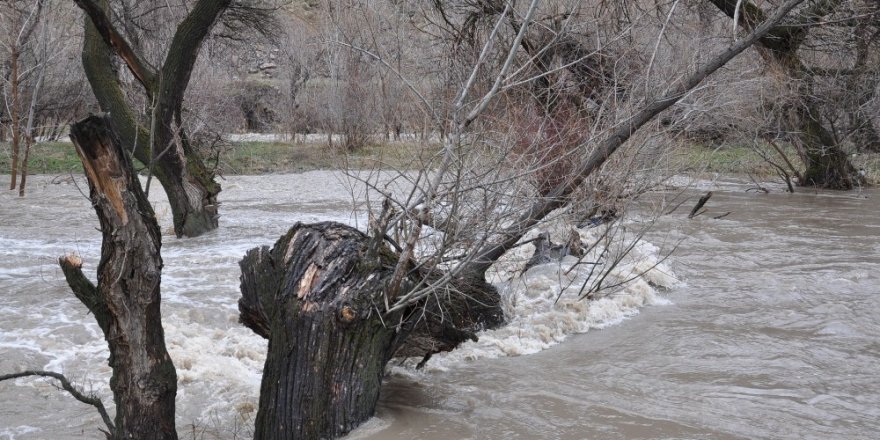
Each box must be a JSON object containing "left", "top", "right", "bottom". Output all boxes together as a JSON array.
[
  {"left": 3, "top": 140, "right": 878, "bottom": 185},
  {"left": 0, "top": 142, "right": 82, "bottom": 175},
  {"left": 675, "top": 143, "right": 880, "bottom": 185},
  {"left": 217, "top": 140, "right": 421, "bottom": 174},
  {"left": 0, "top": 140, "right": 422, "bottom": 176}
]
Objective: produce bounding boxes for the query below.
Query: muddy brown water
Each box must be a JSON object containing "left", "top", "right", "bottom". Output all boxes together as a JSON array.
[{"left": 1, "top": 174, "right": 878, "bottom": 439}]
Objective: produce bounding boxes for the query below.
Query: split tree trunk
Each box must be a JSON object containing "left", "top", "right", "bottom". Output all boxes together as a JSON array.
[
  {"left": 59, "top": 114, "right": 178, "bottom": 440},
  {"left": 239, "top": 222, "right": 407, "bottom": 440},
  {"left": 239, "top": 222, "right": 501, "bottom": 439},
  {"left": 78, "top": 0, "right": 224, "bottom": 237}
]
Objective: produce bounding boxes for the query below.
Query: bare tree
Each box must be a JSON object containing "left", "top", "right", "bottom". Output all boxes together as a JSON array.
[
  {"left": 703, "top": 0, "right": 871, "bottom": 189},
  {"left": 237, "top": 1, "right": 805, "bottom": 439},
  {"left": 74, "top": 0, "right": 234, "bottom": 237},
  {"left": 1, "top": 0, "right": 42, "bottom": 191}
]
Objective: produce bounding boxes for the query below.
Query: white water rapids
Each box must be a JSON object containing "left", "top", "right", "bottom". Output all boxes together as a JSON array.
[{"left": 1, "top": 173, "right": 878, "bottom": 439}]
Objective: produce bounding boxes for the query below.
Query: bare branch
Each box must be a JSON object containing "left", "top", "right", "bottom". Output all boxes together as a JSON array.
[
  {"left": 0, "top": 370, "right": 115, "bottom": 436},
  {"left": 458, "top": 0, "right": 808, "bottom": 279}
]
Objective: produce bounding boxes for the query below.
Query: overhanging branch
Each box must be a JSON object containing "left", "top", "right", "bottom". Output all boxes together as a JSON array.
[{"left": 457, "top": 0, "right": 808, "bottom": 279}]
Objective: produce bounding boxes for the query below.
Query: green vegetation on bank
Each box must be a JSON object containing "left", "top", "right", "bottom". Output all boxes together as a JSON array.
[
  {"left": 217, "top": 141, "right": 422, "bottom": 175},
  {"left": 0, "top": 142, "right": 82, "bottom": 174},
  {"left": 3, "top": 140, "right": 877, "bottom": 184},
  {"left": 676, "top": 143, "right": 879, "bottom": 185},
  {"left": 0, "top": 140, "right": 424, "bottom": 176}
]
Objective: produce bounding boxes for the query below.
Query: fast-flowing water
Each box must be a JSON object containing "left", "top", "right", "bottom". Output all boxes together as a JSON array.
[{"left": 1, "top": 173, "right": 877, "bottom": 439}]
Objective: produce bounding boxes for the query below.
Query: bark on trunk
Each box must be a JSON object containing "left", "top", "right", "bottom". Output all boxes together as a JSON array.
[
  {"left": 239, "top": 222, "right": 502, "bottom": 438},
  {"left": 60, "top": 114, "right": 178, "bottom": 440},
  {"left": 239, "top": 222, "right": 406, "bottom": 440},
  {"left": 797, "top": 105, "right": 857, "bottom": 189},
  {"left": 78, "top": 0, "right": 223, "bottom": 237},
  {"left": 8, "top": 46, "right": 20, "bottom": 190},
  {"left": 706, "top": 0, "right": 859, "bottom": 189}
]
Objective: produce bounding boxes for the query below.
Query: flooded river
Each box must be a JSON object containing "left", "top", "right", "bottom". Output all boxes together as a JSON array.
[{"left": 1, "top": 173, "right": 878, "bottom": 439}]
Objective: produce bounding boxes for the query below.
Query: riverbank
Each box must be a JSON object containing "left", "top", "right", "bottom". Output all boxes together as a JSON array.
[
  {"left": 2, "top": 140, "right": 878, "bottom": 184},
  {"left": 674, "top": 143, "right": 880, "bottom": 184},
  {"left": 0, "top": 140, "right": 421, "bottom": 176}
]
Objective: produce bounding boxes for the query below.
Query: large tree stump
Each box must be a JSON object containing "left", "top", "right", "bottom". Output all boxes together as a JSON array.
[
  {"left": 60, "top": 114, "right": 178, "bottom": 440},
  {"left": 239, "top": 222, "right": 406, "bottom": 440},
  {"left": 239, "top": 222, "right": 506, "bottom": 439}
]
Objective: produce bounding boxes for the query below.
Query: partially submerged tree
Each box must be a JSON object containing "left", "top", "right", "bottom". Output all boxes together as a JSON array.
[
  {"left": 703, "top": 0, "right": 870, "bottom": 189},
  {"left": 237, "top": 1, "right": 806, "bottom": 438},
  {"left": 74, "top": 0, "right": 233, "bottom": 237},
  {"left": 60, "top": 114, "right": 177, "bottom": 439}
]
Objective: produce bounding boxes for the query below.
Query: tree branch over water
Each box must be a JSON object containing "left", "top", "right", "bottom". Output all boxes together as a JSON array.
[{"left": 0, "top": 370, "right": 115, "bottom": 436}]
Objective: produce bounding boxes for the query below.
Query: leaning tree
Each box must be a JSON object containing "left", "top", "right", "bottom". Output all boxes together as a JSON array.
[{"left": 237, "top": 0, "right": 807, "bottom": 438}]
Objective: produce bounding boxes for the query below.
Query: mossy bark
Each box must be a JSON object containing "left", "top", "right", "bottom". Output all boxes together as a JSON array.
[
  {"left": 78, "top": 0, "right": 225, "bottom": 237},
  {"left": 706, "top": 0, "right": 860, "bottom": 189},
  {"left": 60, "top": 115, "right": 177, "bottom": 439}
]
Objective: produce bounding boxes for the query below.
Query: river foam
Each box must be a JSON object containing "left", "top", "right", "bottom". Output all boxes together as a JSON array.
[{"left": 417, "top": 220, "right": 677, "bottom": 371}]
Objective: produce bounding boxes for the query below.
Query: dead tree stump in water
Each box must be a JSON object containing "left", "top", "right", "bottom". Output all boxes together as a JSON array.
[
  {"left": 239, "top": 222, "right": 406, "bottom": 440},
  {"left": 59, "top": 115, "right": 178, "bottom": 439},
  {"left": 239, "top": 222, "right": 506, "bottom": 439}
]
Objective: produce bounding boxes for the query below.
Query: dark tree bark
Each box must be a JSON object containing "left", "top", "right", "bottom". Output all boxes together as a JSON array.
[
  {"left": 60, "top": 114, "right": 178, "bottom": 440},
  {"left": 705, "top": 0, "right": 861, "bottom": 189},
  {"left": 77, "top": 0, "right": 228, "bottom": 237},
  {"left": 239, "top": 222, "right": 407, "bottom": 440},
  {"left": 239, "top": 222, "right": 502, "bottom": 439}
]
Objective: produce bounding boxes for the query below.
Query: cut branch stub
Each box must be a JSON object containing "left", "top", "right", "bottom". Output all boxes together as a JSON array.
[{"left": 239, "top": 221, "right": 405, "bottom": 440}]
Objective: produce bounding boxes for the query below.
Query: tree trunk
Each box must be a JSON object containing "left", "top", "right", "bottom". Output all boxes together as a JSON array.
[
  {"left": 78, "top": 0, "right": 223, "bottom": 237},
  {"left": 239, "top": 222, "right": 501, "bottom": 438},
  {"left": 705, "top": 0, "right": 859, "bottom": 189},
  {"left": 797, "top": 105, "right": 857, "bottom": 189},
  {"left": 9, "top": 46, "right": 20, "bottom": 190},
  {"left": 18, "top": 136, "right": 30, "bottom": 197},
  {"left": 60, "top": 114, "right": 178, "bottom": 440},
  {"left": 239, "top": 222, "right": 406, "bottom": 440}
]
